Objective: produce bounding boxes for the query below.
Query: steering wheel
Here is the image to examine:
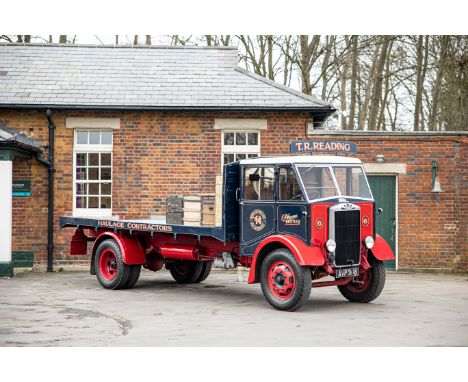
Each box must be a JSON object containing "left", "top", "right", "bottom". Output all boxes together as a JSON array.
[{"left": 290, "top": 193, "right": 303, "bottom": 201}]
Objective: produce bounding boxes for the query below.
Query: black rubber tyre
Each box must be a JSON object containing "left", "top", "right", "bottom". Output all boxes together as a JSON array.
[
  {"left": 260, "top": 248, "right": 312, "bottom": 312},
  {"left": 168, "top": 261, "right": 204, "bottom": 284},
  {"left": 123, "top": 265, "right": 141, "bottom": 289},
  {"left": 194, "top": 261, "right": 213, "bottom": 283},
  {"left": 337, "top": 256, "right": 386, "bottom": 303},
  {"left": 94, "top": 239, "right": 131, "bottom": 290}
]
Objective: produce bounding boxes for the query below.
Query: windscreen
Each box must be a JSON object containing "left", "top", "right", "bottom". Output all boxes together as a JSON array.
[
  {"left": 296, "top": 166, "right": 339, "bottom": 200},
  {"left": 332, "top": 166, "right": 372, "bottom": 199},
  {"left": 296, "top": 165, "right": 372, "bottom": 201}
]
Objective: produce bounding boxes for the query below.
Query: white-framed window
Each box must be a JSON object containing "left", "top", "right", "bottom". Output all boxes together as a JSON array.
[
  {"left": 221, "top": 130, "right": 260, "bottom": 166},
  {"left": 73, "top": 130, "right": 113, "bottom": 217}
]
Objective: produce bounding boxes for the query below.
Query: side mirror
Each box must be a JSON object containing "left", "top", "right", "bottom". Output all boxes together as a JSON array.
[
  {"left": 378, "top": 208, "right": 384, "bottom": 214},
  {"left": 249, "top": 173, "right": 261, "bottom": 182}
]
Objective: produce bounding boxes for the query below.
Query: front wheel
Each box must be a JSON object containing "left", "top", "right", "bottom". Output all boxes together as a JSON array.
[
  {"left": 337, "top": 256, "right": 386, "bottom": 303},
  {"left": 260, "top": 248, "right": 312, "bottom": 312}
]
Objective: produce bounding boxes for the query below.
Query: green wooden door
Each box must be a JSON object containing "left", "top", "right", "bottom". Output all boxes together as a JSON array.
[{"left": 367, "top": 176, "right": 397, "bottom": 270}]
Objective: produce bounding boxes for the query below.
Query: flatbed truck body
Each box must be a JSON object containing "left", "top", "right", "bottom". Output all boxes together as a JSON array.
[{"left": 60, "top": 155, "right": 395, "bottom": 311}]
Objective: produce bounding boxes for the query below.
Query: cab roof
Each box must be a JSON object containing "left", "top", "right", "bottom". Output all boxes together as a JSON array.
[{"left": 239, "top": 155, "right": 362, "bottom": 166}]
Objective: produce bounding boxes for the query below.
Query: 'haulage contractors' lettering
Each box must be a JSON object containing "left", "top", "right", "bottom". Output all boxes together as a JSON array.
[{"left": 98, "top": 220, "right": 173, "bottom": 232}]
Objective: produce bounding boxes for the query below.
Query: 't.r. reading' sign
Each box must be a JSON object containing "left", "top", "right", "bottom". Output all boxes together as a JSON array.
[{"left": 290, "top": 140, "right": 357, "bottom": 154}]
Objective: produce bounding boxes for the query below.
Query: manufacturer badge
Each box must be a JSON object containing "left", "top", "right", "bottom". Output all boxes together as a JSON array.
[
  {"left": 250, "top": 209, "right": 266, "bottom": 231},
  {"left": 362, "top": 216, "right": 369, "bottom": 226},
  {"left": 315, "top": 218, "right": 324, "bottom": 230}
]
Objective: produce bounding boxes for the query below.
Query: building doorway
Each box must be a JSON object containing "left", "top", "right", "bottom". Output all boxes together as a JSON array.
[{"left": 367, "top": 175, "right": 397, "bottom": 270}]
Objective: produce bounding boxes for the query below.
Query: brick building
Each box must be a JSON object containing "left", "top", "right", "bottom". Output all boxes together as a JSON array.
[{"left": 0, "top": 44, "right": 466, "bottom": 276}]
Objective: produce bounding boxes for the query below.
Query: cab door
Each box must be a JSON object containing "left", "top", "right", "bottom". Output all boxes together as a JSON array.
[
  {"left": 240, "top": 165, "right": 276, "bottom": 255},
  {"left": 276, "top": 166, "right": 309, "bottom": 243}
]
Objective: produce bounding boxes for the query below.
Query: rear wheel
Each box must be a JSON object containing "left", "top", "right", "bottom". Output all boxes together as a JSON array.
[
  {"left": 260, "top": 248, "right": 312, "bottom": 312},
  {"left": 195, "top": 261, "right": 213, "bottom": 283},
  {"left": 337, "top": 256, "right": 386, "bottom": 303},
  {"left": 123, "top": 265, "right": 141, "bottom": 289},
  {"left": 95, "top": 239, "right": 131, "bottom": 289},
  {"left": 168, "top": 261, "right": 204, "bottom": 284}
]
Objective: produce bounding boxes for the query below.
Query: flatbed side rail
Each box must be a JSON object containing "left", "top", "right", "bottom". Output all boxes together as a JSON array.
[{"left": 59, "top": 216, "right": 226, "bottom": 242}]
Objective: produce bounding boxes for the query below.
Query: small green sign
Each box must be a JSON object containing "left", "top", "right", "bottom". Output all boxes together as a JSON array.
[{"left": 12, "top": 180, "right": 30, "bottom": 197}]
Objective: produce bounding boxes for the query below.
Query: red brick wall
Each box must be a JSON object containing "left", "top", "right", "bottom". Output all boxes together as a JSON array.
[{"left": 0, "top": 109, "right": 466, "bottom": 272}]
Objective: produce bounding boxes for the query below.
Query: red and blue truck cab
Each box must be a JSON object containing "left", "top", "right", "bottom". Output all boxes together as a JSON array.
[{"left": 61, "top": 155, "right": 394, "bottom": 311}]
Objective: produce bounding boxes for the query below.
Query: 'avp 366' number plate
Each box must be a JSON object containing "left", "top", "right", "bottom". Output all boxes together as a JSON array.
[{"left": 335, "top": 267, "right": 359, "bottom": 278}]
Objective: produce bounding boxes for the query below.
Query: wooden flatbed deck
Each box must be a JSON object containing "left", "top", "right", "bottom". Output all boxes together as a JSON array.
[{"left": 59, "top": 216, "right": 226, "bottom": 241}]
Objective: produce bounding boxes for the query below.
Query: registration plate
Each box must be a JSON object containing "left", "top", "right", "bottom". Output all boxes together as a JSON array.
[{"left": 335, "top": 267, "right": 359, "bottom": 278}]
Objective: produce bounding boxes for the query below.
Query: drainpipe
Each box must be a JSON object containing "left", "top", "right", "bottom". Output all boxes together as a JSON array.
[{"left": 45, "top": 109, "right": 56, "bottom": 272}]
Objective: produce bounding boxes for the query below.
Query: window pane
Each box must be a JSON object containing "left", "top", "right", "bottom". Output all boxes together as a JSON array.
[
  {"left": 248, "top": 153, "right": 258, "bottom": 158},
  {"left": 244, "top": 167, "right": 274, "bottom": 201},
  {"left": 76, "top": 183, "right": 87, "bottom": 195},
  {"left": 224, "top": 132, "right": 234, "bottom": 145},
  {"left": 89, "top": 131, "right": 100, "bottom": 144},
  {"left": 101, "top": 131, "right": 112, "bottom": 145},
  {"left": 224, "top": 153, "right": 235, "bottom": 164},
  {"left": 88, "top": 167, "right": 99, "bottom": 180},
  {"left": 101, "top": 153, "right": 111, "bottom": 166},
  {"left": 76, "top": 153, "right": 87, "bottom": 166},
  {"left": 88, "top": 197, "right": 99, "bottom": 208},
  {"left": 279, "top": 168, "right": 303, "bottom": 201},
  {"left": 100, "top": 197, "right": 112, "bottom": 209},
  {"left": 248, "top": 133, "right": 258, "bottom": 145},
  {"left": 236, "top": 153, "right": 246, "bottom": 160},
  {"left": 88, "top": 183, "right": 99, "bottom": 195},
  {"left": 260, "top": 167, "right": 275, "bottom": 200},
  {"left": 101, "top": 167, "right": 112, "bottom": 180},
  {"left": 76, "top": 196, "right": 87, "bottom": 208},
  {"left": 76, "top": 131, "right": 87, "bottom": 144},
  {"left": 244, "top": 168, "right": 260, "bottom": 200},
  {"left": 101, "top": 183, "right": 112, "bottom": 195},
  {"left": 236, "top": 132, "right": 246, "bottom": 145},
  {"left": 76, "top": 167, "right": 87, "bottom": 180},
  {"left": 89, "top": 153, "right": 99, "bottom": 166}
]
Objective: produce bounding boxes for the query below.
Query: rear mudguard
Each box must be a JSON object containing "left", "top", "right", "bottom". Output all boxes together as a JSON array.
[
  {"left": 247, "top": 234, "right": 325, "bottom": 284},
  {"left": 370, "top": 234, "right": 395, "bottom": 261},
  {"left": 91, "top": 231, "right": 146, "bottom": 272}
]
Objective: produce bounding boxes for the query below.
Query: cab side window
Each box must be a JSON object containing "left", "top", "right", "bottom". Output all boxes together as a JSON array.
[
  {"left": 279, "top": 167, "right": 304, "bottom": 201},
  {"left": 244, "top": 167, "right": 275, "bottom": 201}
]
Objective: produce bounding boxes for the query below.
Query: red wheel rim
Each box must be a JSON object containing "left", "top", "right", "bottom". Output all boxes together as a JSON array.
[
  {"left": 98, "top": 248, "right": 118, "bottom": 281},
  {"left": 267, "top": 261, "right": 296, "bottom": 300},
  {"left": 346, "top": 269, "right": 371, "bottom": 292}
]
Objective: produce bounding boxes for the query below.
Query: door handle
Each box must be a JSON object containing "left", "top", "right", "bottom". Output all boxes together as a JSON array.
[{"left": 235, "top": 188, "right": 240, "bottom": 202}]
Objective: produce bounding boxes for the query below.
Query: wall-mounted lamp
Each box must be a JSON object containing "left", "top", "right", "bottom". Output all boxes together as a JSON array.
[
  {"left": 431, "top": 160, "right": 443, "bottom": 206},
  {"left": 376, "top": 154, "right": 385, "bottom": 163}
]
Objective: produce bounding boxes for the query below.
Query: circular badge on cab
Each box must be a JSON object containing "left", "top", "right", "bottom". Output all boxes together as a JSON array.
[
  {"left": 362, "top": 216, "right": 370, "bottom": 227},
  {"left": 315, "top": 218, "right": 324, "bottom": 230},
  {"left": 250, "top": 209, "right": 266, "bottom": 231}
]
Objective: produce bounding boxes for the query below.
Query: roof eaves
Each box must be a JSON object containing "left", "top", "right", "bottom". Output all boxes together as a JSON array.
[
  {"left": 0, "top": 103, "right": 335, "bottom": 113},
  {"left": 234, "top": 67, "right": 334, "bottom": 108}
]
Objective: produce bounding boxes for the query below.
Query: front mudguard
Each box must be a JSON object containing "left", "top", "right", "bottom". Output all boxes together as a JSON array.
[
  {"left": 247, "top": 234, "right": 325, "bottom": 284},
  {"left": 369, "top": 234, "right": 395, "bottom": 261}
]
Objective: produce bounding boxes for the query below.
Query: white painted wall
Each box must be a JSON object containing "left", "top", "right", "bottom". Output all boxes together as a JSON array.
[{"left": 0, "top": 161, "right": 12, "bottom": 262}]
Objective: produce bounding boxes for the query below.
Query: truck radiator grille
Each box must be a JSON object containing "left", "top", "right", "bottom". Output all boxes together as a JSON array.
[{"left": 334, "top": 210, "right": 361, "bottom": 267}]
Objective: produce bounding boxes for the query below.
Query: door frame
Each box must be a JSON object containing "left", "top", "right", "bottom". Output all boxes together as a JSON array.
[{"left": 367, "top": 174, "right": 399, "bottom": 270}]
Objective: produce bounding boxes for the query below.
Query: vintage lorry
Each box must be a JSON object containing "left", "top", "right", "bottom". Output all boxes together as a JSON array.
[{"left": 60, "top": 155, "right": 395, "bottom": 311}]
